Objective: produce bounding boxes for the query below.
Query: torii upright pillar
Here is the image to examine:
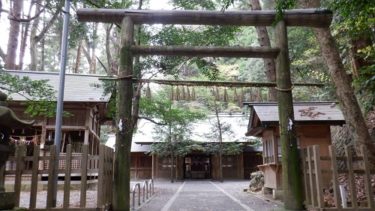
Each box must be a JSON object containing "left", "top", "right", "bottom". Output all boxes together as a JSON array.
[
  {"left": 275, "top": 20, "right": 303, "bottom": 210},
  {"left": 114, "top": 17, "right": 134, "bottom": 210}
]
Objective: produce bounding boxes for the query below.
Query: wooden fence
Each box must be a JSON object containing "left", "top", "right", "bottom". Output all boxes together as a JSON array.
[
  {"left": 0, "top": 144, "right": 114, "bottom": 210},
  {"left": 301, "top": 145, "right": 375, "bottom": 210}
]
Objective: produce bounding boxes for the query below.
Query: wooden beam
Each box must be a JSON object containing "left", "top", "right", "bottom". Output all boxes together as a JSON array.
[
  {"left": 131, "top": 46, "right": 279, "bottom": 58},
  {"left": 77, "top": 9, "right": 332, "bottom": 28},
  {"left": 134, "top": 79, "right": 324, "bottom": 88}
]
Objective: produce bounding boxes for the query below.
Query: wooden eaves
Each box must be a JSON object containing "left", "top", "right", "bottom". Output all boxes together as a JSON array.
[{"left": 76, "top": 8, "right": 332, "bottom": 28}]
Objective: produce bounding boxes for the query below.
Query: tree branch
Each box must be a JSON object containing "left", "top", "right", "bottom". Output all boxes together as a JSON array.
[
  {"left": 96, "top": 55, "right": 108, "bottom": 73},
  {"left": 138, "top": 116, "right": 167, "bottom": 126},
  {"left": 34, "top": 1, "right": 63, "bottom": 43},
  {"left": 82, "top": 44, "right": 92, "bottom": 64},
  {"left": 0, "top": 86, "right": 33, "bottom": 101},
  {"left": 0, "top": 47, "right": 6, "bottom": 61},
  {"left": 8, "top": 6, "right": 45, "bottom": 22}
]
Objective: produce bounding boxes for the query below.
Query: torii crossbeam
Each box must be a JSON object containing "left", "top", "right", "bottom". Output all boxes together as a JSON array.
[{"left": 77, "top": 8, "right": 332, "bottom": 27}]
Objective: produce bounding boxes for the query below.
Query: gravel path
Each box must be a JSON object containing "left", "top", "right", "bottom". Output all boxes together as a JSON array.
[
  {"left": 17, "top": 180, "right": 281, "bottom": 210},
  {"left": 139, "top": 180, "right": 281, "bottom": 211},
  {"left": 19, "top": 190, "right": 97, "bottom": 208}
]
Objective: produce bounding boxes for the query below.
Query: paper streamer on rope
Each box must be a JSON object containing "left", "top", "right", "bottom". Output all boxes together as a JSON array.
[
  {"left": 171, "top": 86, "right": 174, "bottom": 101},
  {"left": 215, "top": 87, "right": 220, "bottom": 101},
  {"left": 146, "top": 83, "right": 152, "bottom": 99},
  {"left": 186, "top": 86, "right": 191, "bottom": 101},
  {"left": 181, "top": 86, "right": 186, "bottom": 100},
  {"left": 176, "top": 86, "right": 180, "bottom": 101},
  {"left": 223, "top": 88, "right": 228, "bottom": 103},
  {"left": 239, "top": 88, "right": 244, "bottom": 107},
  {"left": 233, "top": 88, "right": 238, "bottom": 102}
]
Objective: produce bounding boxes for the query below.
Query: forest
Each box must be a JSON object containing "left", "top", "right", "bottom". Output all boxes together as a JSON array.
[{"left": 0, "top": 0, "right": 374, "bottom": 210}]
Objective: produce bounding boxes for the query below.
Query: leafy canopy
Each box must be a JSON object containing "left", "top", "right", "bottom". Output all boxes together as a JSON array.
[{"left": 0, "top": 70, "right": 57, "bottom": 117}]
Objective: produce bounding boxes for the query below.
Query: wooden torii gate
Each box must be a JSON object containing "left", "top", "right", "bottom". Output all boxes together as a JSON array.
[{"left": 77, "top": 8, "right": 332, "bottom": 211}]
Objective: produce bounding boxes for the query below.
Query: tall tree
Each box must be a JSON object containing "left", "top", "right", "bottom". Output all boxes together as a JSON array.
[
  {"left": 143, "top": 95, "right": 205, "bottom": 182},
  {"left": 29, "top": 1, "right": 62, "bottom": 71},
  {"left": 249, "top": 0, "right": 277, "bottom": 101},
  {"left": 299, "top": 0, "right": 375, "bottom": 157},
  {"left": 5, "top": 0, "right": 23, "bottom": 70}
]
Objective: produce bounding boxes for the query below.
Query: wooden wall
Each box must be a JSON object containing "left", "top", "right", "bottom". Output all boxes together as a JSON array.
[
  {"left": 259, "top": 124, "right": 333, "bottom": 190},
  {"left": 8, "top": 102, "right": 104, "bottom": 155},
  {"left": 130, "top": 152, "right": 152, "bottom": 179}
]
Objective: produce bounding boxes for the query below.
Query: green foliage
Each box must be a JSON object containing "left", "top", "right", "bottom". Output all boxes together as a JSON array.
[
  {"left": 149, "top": 5, "right": 239, "bottom": 78},
  {"left": 326, "top": 0, "right": 375, "bottom": 110},
  {"left": 354, "top": 48, "right": 375, "bottom": 111},
  {"left": 275, "top": 0, "right": 296, "bottom": 23},
  {"left": 142, "top": 92, "right": 205, "bottom": 157},
  {"left": 141, "top": 95, "right": 205, "bottom": 127},
  {"left": 0, "top": 71, "right": 57, "bottom": 117},
  {"left": 204, "top": 142, "right": 243, "bottom": 155},
  {"left": 172, "top": 0, "right": 234, "bottom": 10},
  {"left": 151, "top": 140, "right": 205, "bottom": 157},
  {"left": 328, "top": 0, "right": 375, "bottom": 37}
]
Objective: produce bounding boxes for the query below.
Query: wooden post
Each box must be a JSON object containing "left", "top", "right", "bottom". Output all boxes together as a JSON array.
[
  {"left": 46, "top": 145, "right": 57, "bottom": 208},
  {"left": 63, "top": 144, "right": 72, "bottom": 209},
  {"left": 329, "top": 145, "right": 342, "bottom": 209},
  {"left": 345, "top": 146, "right": 357, "bottom": 208},
  {"left": 360, "top": 145, "right": 375, "bottom": 209},
  {"left": 312, "top": 145, "right": 324, "bottom": 208},
  {"left": 275, "top": 20, "right": 303, "bottom": 210},
  {"left": 30, "top": 145, "right": 40, "bottom": 209},
  {"left": 97, "top": 145, "right": 105, "bottom": 208},
  {"left": 300, "top": 148, "right": 310, "bottom": 205},
  {"left": 80, "top": 145, "right": 89, "bottom": 207},
  {"left": 14, "top": 145, "right": 25, "bottom": 207},
  {"left": 151, "top": 154, "right": 155, "bottom": 179},
  {"left": 307, "top": 147, "right": 317, "bottom": 207},
  {"left": 113, "top": 16, "right": 134, "bottom": 211}
]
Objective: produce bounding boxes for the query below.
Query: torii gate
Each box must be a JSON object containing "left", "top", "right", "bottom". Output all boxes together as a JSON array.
[{"left": 77, "top": 8, "right": 332, "bottom": 210}]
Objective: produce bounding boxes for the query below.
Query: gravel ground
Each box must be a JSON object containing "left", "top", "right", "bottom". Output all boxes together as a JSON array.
[{"left": 19, "top": 190, "right": 98, "bottom": 209}]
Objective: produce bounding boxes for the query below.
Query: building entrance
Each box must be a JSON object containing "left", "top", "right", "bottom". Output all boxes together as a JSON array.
[{"left": 184, "top": 154, "right": 211, "bottom": 179}]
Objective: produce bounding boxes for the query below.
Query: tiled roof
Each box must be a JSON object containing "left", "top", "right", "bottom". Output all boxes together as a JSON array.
[{"left": 5, "top": 70, "right": 110, "bottom": 102}]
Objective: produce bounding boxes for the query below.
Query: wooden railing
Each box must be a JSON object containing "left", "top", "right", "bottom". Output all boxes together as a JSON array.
[
  {"left": 300, "top": 145, "right": 375, "bottom": 210},
  {"left": 0, "top": 144, "right": 114, "bottom": 210}
]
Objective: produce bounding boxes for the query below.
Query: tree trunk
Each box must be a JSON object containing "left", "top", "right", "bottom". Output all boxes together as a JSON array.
[
  {"left": 73, "top": 41, "right": 82, "bottom": 73},
  {"left": 105, "top": 24, "right": 116, "bottom": 75},
  {"left": 301, "top": 0, "right": 375, "bottom": 158},
  {"left": 214, "top": 101, "right": 223, "bottom": 182},
  {"left": 29, "top": 0, "right": 42, "bottom": 71},
  {"left": 30, "top": 2, "right": 61, "bottom": 71},
  {"left": 250, "top": 0, "right": 277, "bottom": 101},
  {"left": 5, "top": 0, "right": 23, "bottom": 70},
  {"left": 113, "top": 17, "right": 134, "bottom": 211},
  {"left": 18, "top": 2, "right": 34, "bottom": 70},
  {"left": 170, "top": 153, "right": 175, "bottom": 183},
  {"left": 89, "top": 23, "right": 98, "bottom": 74},
  {"left": 40, "top": 35, "right": 45, "bottom": 71},
  {"left": 349, "top": 37, "right": 373, "bottom": 77}
]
